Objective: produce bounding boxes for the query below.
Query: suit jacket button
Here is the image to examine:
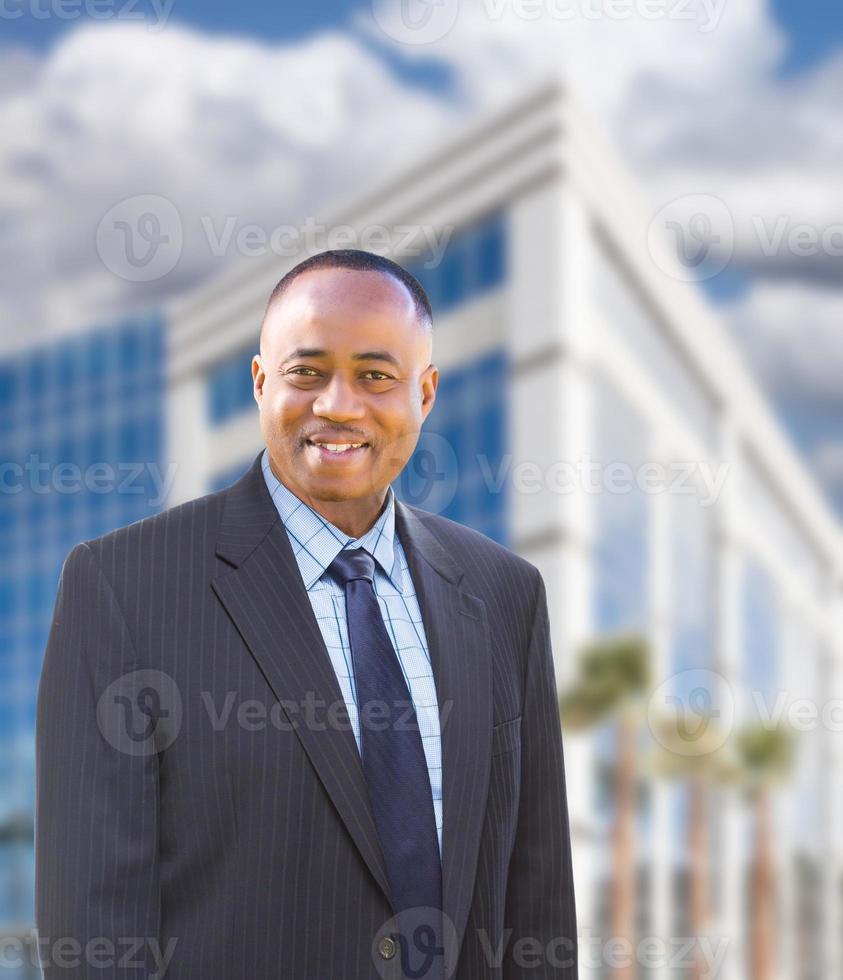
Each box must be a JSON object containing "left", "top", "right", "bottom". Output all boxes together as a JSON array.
[{"left": 377, "top": 936, "right": 397, "bottom": 960}]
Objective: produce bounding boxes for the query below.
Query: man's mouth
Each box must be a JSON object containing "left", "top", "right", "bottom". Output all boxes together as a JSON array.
[{"left": 305, "top": 439, "right": 371, "bottom": 461}]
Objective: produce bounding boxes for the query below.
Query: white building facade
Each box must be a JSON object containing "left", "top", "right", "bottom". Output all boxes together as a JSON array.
[{"left": 160, "top": 79, "right": 843, "bottom": 980}]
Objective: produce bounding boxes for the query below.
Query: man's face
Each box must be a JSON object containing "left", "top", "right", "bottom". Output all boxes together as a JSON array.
[{"left": 253, "top": 267, "right": 437, "bottom": 520}]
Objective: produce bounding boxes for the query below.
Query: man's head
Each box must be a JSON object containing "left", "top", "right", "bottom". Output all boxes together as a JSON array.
[{"left": 253, "top": 249, "right": 437, "bottom": 535}]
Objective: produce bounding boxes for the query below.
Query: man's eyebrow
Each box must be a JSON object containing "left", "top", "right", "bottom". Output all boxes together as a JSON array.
[{"left": 282, "top": 347, "right": 401, "bottom": 368}]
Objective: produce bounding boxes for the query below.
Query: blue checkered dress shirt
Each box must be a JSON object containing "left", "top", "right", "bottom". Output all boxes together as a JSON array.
[{"left": 261, "top": 448, "right": 443, "bottom": 855}]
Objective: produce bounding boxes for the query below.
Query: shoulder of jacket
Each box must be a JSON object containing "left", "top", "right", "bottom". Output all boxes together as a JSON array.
[
  {"left": 77, "top": 486, "right": 227, "bottom": 560},
  {"left": 406, "top": 505, "right": 541, "bottom": 585}
]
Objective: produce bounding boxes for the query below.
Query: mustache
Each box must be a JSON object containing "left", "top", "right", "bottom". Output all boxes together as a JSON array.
[{"left": 301, "top": 430, "right": 372, "bottom": 444}]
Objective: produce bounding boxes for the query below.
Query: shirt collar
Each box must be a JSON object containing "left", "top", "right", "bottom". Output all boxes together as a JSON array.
[{"left": 260, "top": 447, "right": 404, "bottom": 594}]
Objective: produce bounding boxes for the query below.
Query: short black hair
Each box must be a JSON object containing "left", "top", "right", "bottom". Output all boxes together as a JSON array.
[{"left": 263, "top": 249, "right": 433, "bottom": 332}]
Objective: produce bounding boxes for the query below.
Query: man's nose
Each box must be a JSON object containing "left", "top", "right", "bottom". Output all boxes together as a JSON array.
[{"left": 312, "top": 375, "right": 365, "bottom": 419}]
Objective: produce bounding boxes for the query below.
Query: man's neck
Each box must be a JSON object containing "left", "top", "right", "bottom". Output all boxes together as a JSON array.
[
  {"left": 267, "top": 457, "right": 390, "bottom": 539},
  {"left": 311, "top": 494, "right": 389, "bottom": 540}
]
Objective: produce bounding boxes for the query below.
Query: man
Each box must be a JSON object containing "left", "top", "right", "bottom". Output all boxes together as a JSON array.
[{"left": 35, "top": 249, "right": 578, "bottom": 979}]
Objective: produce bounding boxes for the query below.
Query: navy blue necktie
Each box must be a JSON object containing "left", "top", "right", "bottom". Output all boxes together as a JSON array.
[{"left": 327, "top": 546, "right": 443, "bottom": 979}]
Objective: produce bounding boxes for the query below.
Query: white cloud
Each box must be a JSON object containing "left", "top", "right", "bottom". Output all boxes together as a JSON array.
[
  {"left": 3, "top": 6, "right": 839, "bottom": 342},
  {"left": 813, "top": 442, "right": 843, "bottom": 483},
  {"left": 719, "top": 277, "right": 843, "bottom": 510},
  {"left": 812, "top": 443, "right": 843, "bottom": 508},
  {"left": 0, "top": 21, "right": 464, "bottom": 349},
  {"left": 359, "top": 0, "right": 842, "bottom": 279},
  {"left": 1, "top": 3, "right": 841, "bottom": 506},
  {"left": 724, "top": 281, "right": 843, "bottom": 408}
]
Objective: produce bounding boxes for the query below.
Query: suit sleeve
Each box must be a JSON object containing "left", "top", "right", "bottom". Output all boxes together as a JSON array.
[
  {"left": 502, "top": 569, "right": 578, "bottom": 978},
  {"left": 35, "top": 542, "right": 162, "bottom": 978}
]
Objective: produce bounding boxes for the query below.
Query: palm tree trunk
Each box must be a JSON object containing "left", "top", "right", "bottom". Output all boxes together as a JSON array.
[
  {"left": 611, "top": 712, "right": 636, "bottom": 979},
  {"left": 688, "top": 774, "right": 710, "bottom": 980},
  {"left": 749, "top": 785, "right": 775, "bottom": 980}
]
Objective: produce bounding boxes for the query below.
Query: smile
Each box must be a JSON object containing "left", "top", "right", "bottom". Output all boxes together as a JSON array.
[{"left": 306, "top": 440, "right": 370, "bottom": 462}]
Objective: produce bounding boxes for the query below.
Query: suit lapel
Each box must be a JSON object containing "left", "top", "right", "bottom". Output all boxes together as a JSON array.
[
  {"left": 394, "top": 500, "right": 492, "bottom": 976},
  {"left": 211, "top": 452, "right": 393, "bottom": 906},
  {"left": 211, "top": 452, "right": 493, "bottom": 972}
]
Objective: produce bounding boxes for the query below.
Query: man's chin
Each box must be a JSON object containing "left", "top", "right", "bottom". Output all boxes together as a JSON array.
[{"left": 300, "top": 473, "right": 376, "bottom": 502}]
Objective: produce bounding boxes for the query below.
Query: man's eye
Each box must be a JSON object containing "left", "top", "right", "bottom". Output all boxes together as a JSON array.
[{"left": 287, "top": 367, "right": 390, "bottom": 380}]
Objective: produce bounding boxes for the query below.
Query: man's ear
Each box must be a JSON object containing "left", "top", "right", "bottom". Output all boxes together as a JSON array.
[
  {"left": 252, "top": 355, "right": 265, "bottom": 403},
  {"left": 420, "top": 363, "right": 438, "bottom": 419}
]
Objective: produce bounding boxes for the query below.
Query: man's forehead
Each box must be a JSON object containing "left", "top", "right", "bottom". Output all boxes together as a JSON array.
[
  {"left": 261, "top": 268, "right": 427, "bottom": 358},
  {"left": 278, "top": 266, "right": 414, "bottom": 315}
]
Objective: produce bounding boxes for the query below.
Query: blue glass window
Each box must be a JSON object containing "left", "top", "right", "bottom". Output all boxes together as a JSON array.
[
  {"left": 0, "top": 310, "right": 165, "bottom": 929},
  {"left": 592, "top": 370, "right": 650, "bottom": 633},
  {"left": 405, "top": 209, "right": 507, "bottom": 320},
  {"left": 209, "top": 458, "right": 253, "bottom": 492},
  {"left": 393, "top": 348, "right": 509, "bottom": 545},
  {"left": 0, "top": 365, "right": 17, "bottom": 415},
  {"left": 207, "top": 346, "right": 255, "bottom": 426},
  {"left": 741, "top": 559, "right": 779, "bottom": 704},
  {"left": 475, "top": 212, "right": 506, "bottom": 289}
]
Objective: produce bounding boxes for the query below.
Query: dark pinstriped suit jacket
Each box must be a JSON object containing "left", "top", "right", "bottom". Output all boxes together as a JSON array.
[{"left": 35, "top": 449, "right": 578, "bottom": 979}]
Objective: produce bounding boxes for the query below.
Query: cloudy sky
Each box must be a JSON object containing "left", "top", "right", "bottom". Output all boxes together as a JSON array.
[{"left": 2, "top": 0, "right": 842, "bottom": 511}]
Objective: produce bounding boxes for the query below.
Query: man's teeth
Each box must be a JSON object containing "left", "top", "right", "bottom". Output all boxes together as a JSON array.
[{"left": 314, "top": 442, "right": 365, "bottom": 453}]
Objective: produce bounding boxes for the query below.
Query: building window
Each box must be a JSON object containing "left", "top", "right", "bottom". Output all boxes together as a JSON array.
[
  {"left": 669, "top": 480, "right": 715, "bottom": 682},
  {"left": 394, "top": 348, "right": 509, "bottom": 545},
  {"left": 209, "top": 457, "right": 253, "bottom": 492},
  {"left": 740, "top": 558, "right": 779, "bottom": 709},
  {"left": 0, "top": 312, "right": 165, "bottom": 931},
  {"left": 591, "top": 369, "right": 651, "bottom": 634},
  {"left": 741, "top": 450, "right": 822, "bottom": 592},
  {"left": 207, "top": 345, "right": 255, "bottom": 426},
  {"left": 593, "top": 233, "right": 716, "bottom": 450},
  {"left": 403, "top": 208, "right": 507, "bottom": 319}
]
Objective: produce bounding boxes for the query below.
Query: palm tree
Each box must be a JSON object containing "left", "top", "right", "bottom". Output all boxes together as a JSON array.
[
  {"left": 733, "top": 723, "right": 795, "bottom": 980},
  {"left": 0, "top": 809, "right": 35, "bottom": 939},
  {"left": 0, "top": 810, "right": 34, "bottom": 845},
  {"left": 560, "top": 632, "right": 651, "bottom": 980},
  {"left": 645, "top": 710, "right": 740, "bottom": 980}
]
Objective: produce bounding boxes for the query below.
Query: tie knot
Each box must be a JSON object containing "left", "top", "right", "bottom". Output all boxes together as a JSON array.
[{"left": 327, "top": 547, "right": 376, "bottom": 587}]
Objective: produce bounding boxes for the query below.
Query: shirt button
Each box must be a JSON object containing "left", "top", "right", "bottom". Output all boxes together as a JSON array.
[{"left": 377, "top": 935, "right": 397, "bottom": 960}]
